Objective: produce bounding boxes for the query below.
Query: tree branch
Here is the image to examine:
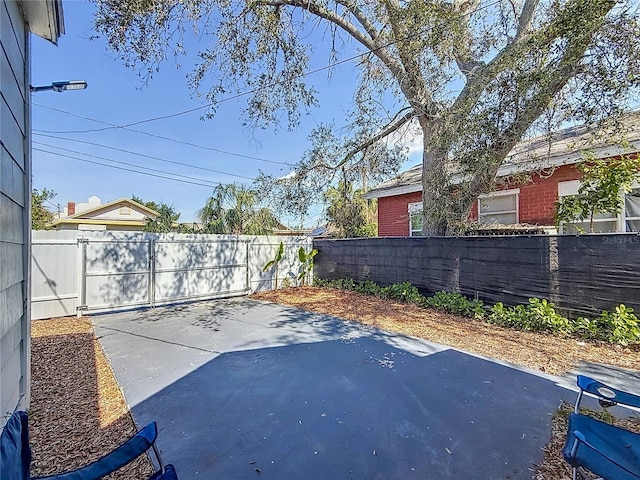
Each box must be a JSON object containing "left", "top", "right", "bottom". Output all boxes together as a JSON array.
[
  {"left": 254, "top": 0, "right": 405, "bottom": 80},
  {"left": 331, "top": 108, "right": 416, "bottom": 170},
  {"left": 516, "top": 0, "right": 539, "bottom": 40},
  {"left": 381, "top": 0, "right": 436, "bottom": 116},
  {"left": 463, "top": 18, "right": 605, "bottom": 201},
  {"left": 449, "top": 0, "right": 615, "bottom": 144},
  {"left": 450, "top": 0, "right": 484, "bottom": 79},
  {"left": 334, "top": 0, "right": 382, "bottom": 43}
]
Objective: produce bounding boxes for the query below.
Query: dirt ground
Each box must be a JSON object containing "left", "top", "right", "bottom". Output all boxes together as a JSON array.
[
  {"left": 30, "top": 318, "right": 153, "bottom": 479},
  {"left": 29, "top": 288, "right": 639, "bottom": 479}
]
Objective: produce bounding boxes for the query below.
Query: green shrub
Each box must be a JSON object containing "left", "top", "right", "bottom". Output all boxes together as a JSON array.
[
  {"left": 379, "top": 282, "right": 424, "bottom": 304},
  {"left": 330, "top": 278, "right": 356, "bottom": 291},
  {"left": 488, "top": 298, "right": 572, "bottom": 335},
  {"left": 424, "top": 291, "right": 485, "bottom": 319},
  {"left": 313, "top": 278, "right": 639, "bottom": 347},
  {"left": 354, "top": 280, "right": 382, "bottom": 296},
  {"left": 595, "top": 305, "right": 640, "bottom": 345},
  {"left": 572, "top": 316, "right": 602, "bottom": 340}
]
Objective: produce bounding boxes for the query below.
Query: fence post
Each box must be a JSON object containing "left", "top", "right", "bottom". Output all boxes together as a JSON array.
[
  {"left": 548, "top": 236, "right": 560, "bottom": 306},
  {"left": 76, "top": 237, "right": 88, "bottom": 317},
  {"left": 245, "top": 240, "right": 250, "bottom": 292},
  {"left": 149, "top": 238, "right": 155, "bottom": 308}
]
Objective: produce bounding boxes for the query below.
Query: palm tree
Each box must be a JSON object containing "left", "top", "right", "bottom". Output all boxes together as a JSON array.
[{"left": 197, "top": 183, "right": 280, "bottom": 235}]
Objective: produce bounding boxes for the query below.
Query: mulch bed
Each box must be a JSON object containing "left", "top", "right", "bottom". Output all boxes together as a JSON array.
[{"left": 30, "top": 318, "right": 153, "bottom": 479}]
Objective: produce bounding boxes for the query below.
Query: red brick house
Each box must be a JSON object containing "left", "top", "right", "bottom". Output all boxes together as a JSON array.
[{"left": 365, "top": 114, "right": 640, "bottom": 236}]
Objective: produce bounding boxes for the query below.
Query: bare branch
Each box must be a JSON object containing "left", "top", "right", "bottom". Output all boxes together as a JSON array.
[
  {"left": 516, "top": 0, "right": 540, "bottom": 39},
  {"left": 334, "top": 0, "right": 381, "bottom": 42}
]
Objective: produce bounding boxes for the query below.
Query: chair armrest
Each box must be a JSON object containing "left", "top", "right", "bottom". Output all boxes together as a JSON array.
[
  {"left": 577, "top": 375, "right": 640, "bottom": 409},
  {"left": 33, "top": 423, "right": 158, "bottom": 480}
]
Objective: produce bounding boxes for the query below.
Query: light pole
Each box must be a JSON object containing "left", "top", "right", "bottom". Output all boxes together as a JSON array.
[{"left": 30, "top": 80, "right": 88, "bottom": 93}]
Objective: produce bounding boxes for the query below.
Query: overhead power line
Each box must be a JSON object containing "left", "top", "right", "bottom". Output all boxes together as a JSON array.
[
  {"left": 33, "top": 132, "right": 256, "bottom": 181},
  {"left": 34, "top": 0, "right": 501, "bottom": 135},
  {"left": 33, "top": 147, "right": 223, "bottom": 189},
  {"left": 32, "top": 106, "right": 292, "bottom": 167},
  {"left": 33, "top": 141, "right": 231, "bottom": 187}
]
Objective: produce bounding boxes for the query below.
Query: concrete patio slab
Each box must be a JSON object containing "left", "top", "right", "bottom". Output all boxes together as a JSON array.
[{"left": 92, "top": 298, "right": 610, "bottom": 479}]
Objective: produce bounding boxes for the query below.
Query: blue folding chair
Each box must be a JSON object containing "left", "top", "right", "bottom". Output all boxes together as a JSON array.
[
  {"left": 1, "top": 411, "right": 178, "bottom": 480},
  {"left": 563, "top": 375, "right": 640, "bottom": 480}
]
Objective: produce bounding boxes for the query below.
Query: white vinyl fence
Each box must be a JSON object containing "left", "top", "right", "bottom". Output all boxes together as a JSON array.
[{"left": 31, "top": 231, "right": 312, "bottom": 320}]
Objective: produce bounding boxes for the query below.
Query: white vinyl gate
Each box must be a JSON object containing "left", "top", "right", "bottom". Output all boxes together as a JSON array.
[
  {"left": 78, "top": 237, "right": 251, "bottom": 315},
  {"left": 32, "top": 231, "right": 311, "bottom": 319}
]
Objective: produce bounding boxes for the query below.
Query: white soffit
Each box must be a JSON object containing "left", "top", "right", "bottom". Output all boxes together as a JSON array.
[{"left": 20, "top": 0, "right": 64, "bottom": 44}]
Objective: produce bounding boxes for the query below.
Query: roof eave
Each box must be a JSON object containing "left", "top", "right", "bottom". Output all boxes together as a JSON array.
[
  {"left": 50, "top": 219, "right": 147, "bottom": 227},
  {"left": 20, "top": 0, "right": 64, "bottom": 44},
  {"left": 364, "top": 184, "right": 423, "bottom": 199}
]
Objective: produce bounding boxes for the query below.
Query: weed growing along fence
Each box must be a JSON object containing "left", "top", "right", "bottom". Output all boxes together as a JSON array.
[
  {"left": 313, "top": 278, "right": 640, "bottom": 346},
  {"left": 313, "top": 235, "right": 640, "bottom": 317}
]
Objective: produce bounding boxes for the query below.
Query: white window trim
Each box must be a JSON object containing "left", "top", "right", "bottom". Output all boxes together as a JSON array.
[
  {"left": 408, "top": 202, "right": 422, "bottom": 236},
  {"left": 623, "top": 183, "right": 640, "bottom": 232},
  {"left": 557, "top": 180, "right": 640, "bottom": 233},
  {"left": 477, "top": 188, "right": 520, "bottom": 224}
]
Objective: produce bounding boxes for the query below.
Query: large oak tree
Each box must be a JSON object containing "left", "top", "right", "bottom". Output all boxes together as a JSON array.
[{"left": 93, "top": 0, "right": 640, "bottom": 234}]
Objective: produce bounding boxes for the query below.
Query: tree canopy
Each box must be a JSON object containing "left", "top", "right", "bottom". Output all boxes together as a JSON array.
[
  {"left": 94, "top": 0, "right": 640, "bottom": 234},
  {"left": 132, "top": 195, "right": 181, "bottom": 232},
  {"left": 325, "top": 181, "right": 377, "bottom": 238},
  {"left": 32, "top": 188, "right": 56, "bottom": 230},
  {"left": 196, "top": 183, "right": 281, "bottom": 234}
]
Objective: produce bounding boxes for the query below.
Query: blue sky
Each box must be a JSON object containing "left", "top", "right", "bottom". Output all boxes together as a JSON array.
[{"left": 31, "top": 1, "right": 420, "bottom": 225}]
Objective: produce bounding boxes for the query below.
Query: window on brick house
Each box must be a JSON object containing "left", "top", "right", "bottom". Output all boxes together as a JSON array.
[
  {"left": 477, "top": 189, "right": 519, "bottom": 225},
  {"left": 557, "top": 180, "right": 640, "bottom": 233},
  {"left": 408, "top": 202, "right": 423, "bottom": 236},
  {"left": 624, "top": 185, "right": 640, "bottom": 232}
]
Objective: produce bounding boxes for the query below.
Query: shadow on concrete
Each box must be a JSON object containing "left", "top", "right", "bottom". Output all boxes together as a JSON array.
[{"left": 93, "top": 298, "right": 578, "bottom": 480}]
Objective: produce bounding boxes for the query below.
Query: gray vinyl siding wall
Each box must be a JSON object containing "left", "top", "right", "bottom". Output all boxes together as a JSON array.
[{"left": 1, "top": 0, "right": 30, "bottom": 419}]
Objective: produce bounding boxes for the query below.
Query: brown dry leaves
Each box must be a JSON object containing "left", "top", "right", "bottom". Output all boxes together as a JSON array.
[
  {"left": 30, "top": 318, "right": 153, "bottom": 479},
  {"left": 251, "top": 287, "right": 640, "bottom": 375}
]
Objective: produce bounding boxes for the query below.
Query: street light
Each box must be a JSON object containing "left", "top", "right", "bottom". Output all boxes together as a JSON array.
[{"left": 30, "top": 80, "right": 88, "bottom": 93}]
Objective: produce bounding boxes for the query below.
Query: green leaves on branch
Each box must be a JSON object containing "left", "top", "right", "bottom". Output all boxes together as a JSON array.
[
  {"left": 32, "top": 188, "right": 56, "bottom": 230},
  {"left": 314, "top": 278, "right": 640, "bottom": 345},
  {"left": 555, "top": 153, "right": 640, "bottom": 232},
  {"left": 324, "top": 181, "right": 378, "bottom": 238}
]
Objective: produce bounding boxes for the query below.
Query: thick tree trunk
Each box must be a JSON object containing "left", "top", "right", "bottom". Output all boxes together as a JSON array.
[{"left": 420, "top": 117, "right": 450, "bottom": 236}]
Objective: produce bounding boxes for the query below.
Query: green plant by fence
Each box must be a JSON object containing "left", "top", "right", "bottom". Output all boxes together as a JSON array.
[{"left": 313, "top": 278, "right": 640, "bottom": 346}]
